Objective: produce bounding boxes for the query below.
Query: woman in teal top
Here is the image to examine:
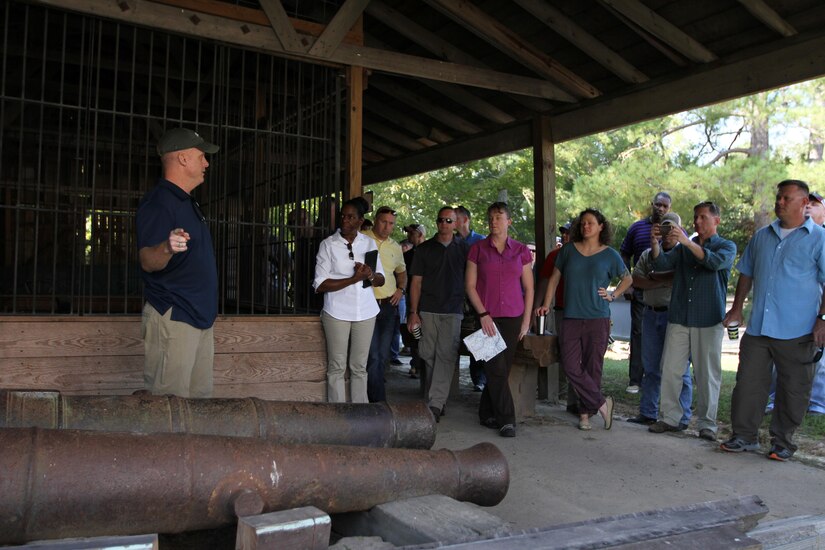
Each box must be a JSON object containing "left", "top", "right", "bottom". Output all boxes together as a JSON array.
[{"left": 537, "top": 209, "right": 633, "bottom": 430}]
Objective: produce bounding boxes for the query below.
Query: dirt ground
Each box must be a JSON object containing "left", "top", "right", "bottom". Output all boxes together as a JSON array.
[{"left": 385, "top": 352, "right": 825, "bottom": 531}]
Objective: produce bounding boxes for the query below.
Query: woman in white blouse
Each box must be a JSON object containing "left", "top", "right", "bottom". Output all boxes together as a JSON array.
[{"left": 314, "top": 198, "right": 385, "bottom": 402}]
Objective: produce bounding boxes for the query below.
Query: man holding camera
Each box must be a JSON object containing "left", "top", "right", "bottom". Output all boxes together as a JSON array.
[
  {"left": 721, "top": 180, "right": 825, "bottom": 461},
  {"left": 647, "top": 201, "right": 736, "bottom": 442},
  {"left": 621, "top": 193, "right": 674, "bottom": 394},
  {"left": 627, "top": 212, "right": 693, "bottom": 427}
]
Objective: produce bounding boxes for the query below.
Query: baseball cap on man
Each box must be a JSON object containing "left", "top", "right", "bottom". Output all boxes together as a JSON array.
[
  {"left": 810, "top": 192, "right": 824, "bottom": 204},
  {"left": 404, "top": 223, "right": 426, "bottom": 237},
  {"left": 558, "top": 221, "right": 572, "bottom": 233},
  {"left": 661, "top": 212, "right": 682, "bottom": 227},
  {"left": 157, "top": 128, "right": 220, "bottom": 156}
]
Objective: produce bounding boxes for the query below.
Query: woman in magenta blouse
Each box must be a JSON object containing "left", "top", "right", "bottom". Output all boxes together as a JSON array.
[{"left": 465, "top": 202, "right": 534, "bottom": 438}]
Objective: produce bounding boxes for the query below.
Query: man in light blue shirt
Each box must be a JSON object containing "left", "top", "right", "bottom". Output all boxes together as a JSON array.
[{"left": 721, "top": 180, "right": 825, "bottom": 462}]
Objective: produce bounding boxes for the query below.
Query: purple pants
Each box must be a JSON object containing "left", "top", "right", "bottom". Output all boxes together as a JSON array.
[{"left": 561, "top": 318, "right": 610, "bottom": 416}]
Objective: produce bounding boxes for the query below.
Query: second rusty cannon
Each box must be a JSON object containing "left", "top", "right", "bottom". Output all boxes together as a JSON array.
[{"left": 0, "top": 390, "right": 435, "bottom": 448}]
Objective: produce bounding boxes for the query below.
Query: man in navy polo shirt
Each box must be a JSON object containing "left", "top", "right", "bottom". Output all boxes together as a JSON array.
[{"left": 137, "top": 128, "right": 219, "bottom": 398}]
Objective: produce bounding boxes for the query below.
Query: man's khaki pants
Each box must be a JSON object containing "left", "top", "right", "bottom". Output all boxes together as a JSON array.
[{"left": 142, "top": 303, "right": 214, "bottom": 398}]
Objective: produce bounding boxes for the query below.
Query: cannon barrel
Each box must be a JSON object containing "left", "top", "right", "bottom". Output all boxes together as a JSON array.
[
  {"left": 0, "top": 390, "right": 435, "bottom": 449},
  {"left": 0, "top": 427, "right": 509, "bottom": 544}
]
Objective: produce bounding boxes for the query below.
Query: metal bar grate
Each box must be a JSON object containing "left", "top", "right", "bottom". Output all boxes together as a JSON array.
[{"left": 0, "top": 0, "right": 342, "bottom": 315}]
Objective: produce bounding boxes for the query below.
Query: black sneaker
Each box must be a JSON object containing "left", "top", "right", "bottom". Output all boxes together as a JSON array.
[
  {"left": 768, "top": 445, "right": 793, "bottom": 462},
  {"left": 390, "top": 358, "right": 403, "bottom": 365},
  {"left": 480, "top": 417, "right": 499, "bottom": 429},
  {"left": 720, "top": 437, "right": 760, "bottom": 453},
  {"left": 648, "top": 421, "right": 680, "bottom": 433},
  {"left": 627, "top": 415, "right": 657, "bottom": 425},
  {"left": 499, "top": 424, "right": 516, "bottom": 437}
]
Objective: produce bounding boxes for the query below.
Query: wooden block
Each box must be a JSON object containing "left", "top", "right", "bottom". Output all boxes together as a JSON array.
[
  {"left": 332, "top": 494, "right": 509, "bottom": 547},
  {"left": 509, "top": 347, "right": 538, "bottom": 421},
  {"left": 236, "top": 506, "right": 330, "bottom": 550},
  {"left": 21, "top": 533, "right": 158, "bottom": 548}
]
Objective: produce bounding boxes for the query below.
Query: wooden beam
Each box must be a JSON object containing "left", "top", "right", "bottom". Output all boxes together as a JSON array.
[
  {"left": 363, "top": 119, "right": 426, "bottom": 151},
  {"left": 347, "top": 65, "right": 364, "bottom": 200},
  {"left": 153, "top": 0, "right": 362, "bottom": 45},
  {"left": 364, "top": 0, "right": 554, "bottom": 113},
  {"left": 601, "top": 0, "right": 718, "bottom": 63},
  {"left": 334, "top": 44, "right": 575, "bottom": 101},
  {"left": 532, "top": 116, "right": 555, "bottom": 262},
  {"left": 423, "top": 0, "right": 599, "bottom": 98},
  {"left": 370, "top": 78, "right": 484, "bottom": 135},
  {"left": 363, "top": 124, "right": 531, "bottom": 185},
  {"left": 366, "top": 33, "right": 516, "bottom": 125},
  {"left": 365, "top": 97, "right": 454, "bottom": 144},
  {"left": 307, "top": 0, "right": 371, "bottom": 58},
  {"left": 364, "top": 30, "right": 825, "bottom": 184},
  {"left": 738, "top": 0, "right": 797, "bottom": 38},
  {"left": 362, "top": 133, "right": 404, "bottom": 159},
  {"left": 259, "top": 0, "right": 304, "bottom": 52},
  {"left": 513, "top": 0, "right": 648, "bottom": 84},
  {"left": 33, "top": 0, "right": 566, "bottom": 100},
  {"left": 420, "top": 80, "right": 516, "bottom": 124}
]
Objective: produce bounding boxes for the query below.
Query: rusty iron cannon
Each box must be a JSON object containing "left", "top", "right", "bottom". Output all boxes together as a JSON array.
[
  {"left": 0, "top": 427, "right": 509, "bottom": 544},
  {"left": 0, "top": 390, "right": 435, "bottom": 449}
]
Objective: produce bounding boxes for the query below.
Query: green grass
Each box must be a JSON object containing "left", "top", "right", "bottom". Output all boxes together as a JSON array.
[{"left": 602, "top": 358, "right": 825, "bottom": 440}]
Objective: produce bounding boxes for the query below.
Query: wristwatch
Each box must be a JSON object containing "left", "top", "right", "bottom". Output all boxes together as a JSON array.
[{"left": 397, "top": 287, "right": 406, "bottom": 295}]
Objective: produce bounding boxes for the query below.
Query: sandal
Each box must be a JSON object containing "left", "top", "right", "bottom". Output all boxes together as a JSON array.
[
  {"left": 603, "top": 396, "right": 614, "bottom": 430},
  {"left": 578, "top": 419, "right": 591, "bottom": 431}
]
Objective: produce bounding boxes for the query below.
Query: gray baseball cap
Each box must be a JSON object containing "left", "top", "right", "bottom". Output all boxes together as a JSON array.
[
  {"left": 661, "top": 212, "right": 682, "bottom": 226},
  {"left": 157, "top": 128, "right": 220, "bottom": 156}
]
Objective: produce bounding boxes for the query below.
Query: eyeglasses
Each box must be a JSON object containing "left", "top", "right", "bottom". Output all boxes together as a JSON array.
[
  {"left": 436, "top": 217, "right": 454, "bottom": 224},
  {"left": 346, "top": 242, "right": 354, "bottom": 260}
]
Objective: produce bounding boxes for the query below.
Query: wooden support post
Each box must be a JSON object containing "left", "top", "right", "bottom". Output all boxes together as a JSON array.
[
  {"left": 346, "top": 65, "right": 364, "bottom": 201},
  {"left": 532, "top": 116, "right": 555, "bottom": 262},
  {"left": 236, "top": 506, "right": 331, "bottom": 550},
  {"left": 346, "top": 18, "right": 365, "bottom": 201}
]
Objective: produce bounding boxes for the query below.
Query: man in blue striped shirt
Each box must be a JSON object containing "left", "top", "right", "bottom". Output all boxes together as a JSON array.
[
  {"left": 721, "top": 180, "right": 825, "bottom": 461},
  {"left": 621, "top": 192, "right": 673, "bottom": 394},
  {"left": 647, "top": 202, "right": 736, "bottom": 441}
]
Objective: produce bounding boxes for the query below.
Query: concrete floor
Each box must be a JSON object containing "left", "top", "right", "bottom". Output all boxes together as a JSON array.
[{"left": 385, "top": 354, "right": 825, "bottom": 532}]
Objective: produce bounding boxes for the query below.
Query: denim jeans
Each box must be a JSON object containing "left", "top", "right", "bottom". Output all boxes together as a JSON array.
[
  {"left": 366, "top": 301, "right": 398, "bottom": 402},
  {"left": 640, "top": 308, "right": 692, "bottom": 424}
]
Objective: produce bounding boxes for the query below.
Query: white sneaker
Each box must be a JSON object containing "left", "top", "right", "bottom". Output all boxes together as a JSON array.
[{"left": 625, "top": 384, "right": 640, "bottom": 394}]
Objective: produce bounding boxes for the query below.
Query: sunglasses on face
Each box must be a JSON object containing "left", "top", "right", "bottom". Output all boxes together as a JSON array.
[{"left": 437, "top": 217, "right": 454, "bottom": 224}]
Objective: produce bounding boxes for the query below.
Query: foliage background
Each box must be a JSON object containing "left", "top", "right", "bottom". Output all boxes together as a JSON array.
[{"left": 369, "top": 78, "right": 825, "bottom": 270}]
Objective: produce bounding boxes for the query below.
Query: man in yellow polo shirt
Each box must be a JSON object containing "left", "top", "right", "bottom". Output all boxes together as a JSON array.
[{"left": 363, "top": 206, "right": 407, "bottom": 402}]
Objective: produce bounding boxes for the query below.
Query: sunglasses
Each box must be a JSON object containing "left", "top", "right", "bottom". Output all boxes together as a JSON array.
[
  {"left": 436, "top": 217, "right": 454, "bottom": 224},
  {"left": 346, "top": 241, "right": 354, "bottom": 260}
]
